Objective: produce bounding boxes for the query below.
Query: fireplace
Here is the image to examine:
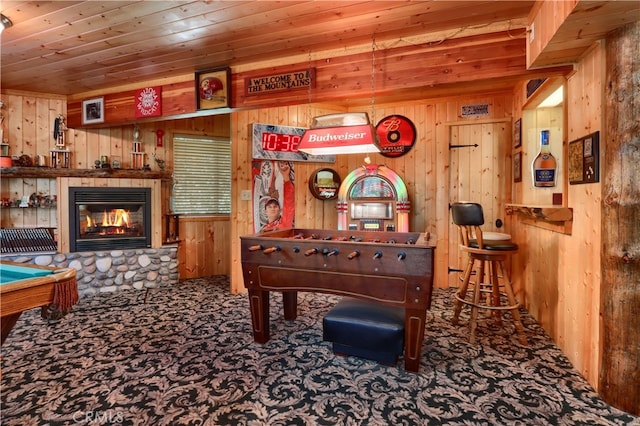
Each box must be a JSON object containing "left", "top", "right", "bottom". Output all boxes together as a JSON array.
[{"left": 69, "top": 187, "right": 152, "bottom": 252}]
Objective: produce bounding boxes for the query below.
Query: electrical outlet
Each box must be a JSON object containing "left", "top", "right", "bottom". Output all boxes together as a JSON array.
[{"left": 240, "top": 190, "right": 252, "bottom": 201}]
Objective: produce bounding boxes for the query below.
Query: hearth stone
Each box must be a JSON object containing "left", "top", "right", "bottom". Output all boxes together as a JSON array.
[{"left": 0, "top": 246, "right": 178, "bottom": 297}]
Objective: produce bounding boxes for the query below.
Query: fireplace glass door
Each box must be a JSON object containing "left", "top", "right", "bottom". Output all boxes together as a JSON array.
[{"left": 69, "top": 187, "right": 152, "bottom": 252}]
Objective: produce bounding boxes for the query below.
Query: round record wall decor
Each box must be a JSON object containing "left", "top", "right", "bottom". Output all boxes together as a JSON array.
[
  {"left": 308, "top": 168, "right": 341, "bottom": 200},
  {"left": 375, "top": 115, "right": 417, "bottom": 158}
]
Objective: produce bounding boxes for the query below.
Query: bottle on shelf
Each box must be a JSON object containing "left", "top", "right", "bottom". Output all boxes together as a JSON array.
[{"left": 532, "top": 129, "right": 557, "bottom": 187}]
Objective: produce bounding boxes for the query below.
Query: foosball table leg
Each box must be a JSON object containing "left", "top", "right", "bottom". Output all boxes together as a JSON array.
[
  {"left": 249, "top": 289, "right": 270, "bottom": 343},
  {"left": 403, "top": 308, "right": 427, "bottom": 372},
  {"left": 283, "top": 291, "right": 298, "bottom": 321}
]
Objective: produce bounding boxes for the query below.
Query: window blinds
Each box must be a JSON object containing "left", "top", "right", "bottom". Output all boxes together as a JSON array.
[{"left": 172, "top": 134, "right": 231, "bottom": 214}]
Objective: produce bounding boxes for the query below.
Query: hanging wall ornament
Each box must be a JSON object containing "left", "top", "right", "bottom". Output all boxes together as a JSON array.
[
  {"left": 308, "top": 168, "right": 341, "bottom": 200},
  {"left": 375, "top": 114, "right": 417, "bottom": 158},
  {"left": 135, "top": 86, "right": 162, "bottom": 118}
]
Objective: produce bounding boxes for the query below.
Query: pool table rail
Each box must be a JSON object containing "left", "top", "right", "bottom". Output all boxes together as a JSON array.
[{"left": 1, "top": 262, "right": 78, "bottom": 345}]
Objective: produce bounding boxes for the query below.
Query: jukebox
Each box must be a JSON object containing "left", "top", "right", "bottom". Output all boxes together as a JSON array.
[{"left": 336, "top": 164, "right": 410, "bottom": 232}]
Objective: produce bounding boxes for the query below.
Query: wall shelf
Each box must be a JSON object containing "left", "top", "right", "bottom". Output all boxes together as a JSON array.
[
  {"left": 0, "top": 167, "right": 171, "bottom": 180},
  {"left": 505, "top": 204, "right": 573, "bottom": 234},
  {"left": 2, "top": 206, "right": 57, "bottom": 210}
]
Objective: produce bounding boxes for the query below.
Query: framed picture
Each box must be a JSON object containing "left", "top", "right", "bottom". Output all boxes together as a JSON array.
[
  {"left": 195, "top": 66, "right": 231, "bottom": 110},
  {"left": 569, "top": 131, "right": 600, "bottom": 185},
  {"left": 513, "top": 118, "right": 522, "bottom": 149},
  {"left": 82, "top": 97, "right": 104, "bottom": 125},
  {"left": 513, "top": 151, "right": 522, "bottom": 183},
  {"left": 252, "top": 160, "right": 295, "bottom": 233}
]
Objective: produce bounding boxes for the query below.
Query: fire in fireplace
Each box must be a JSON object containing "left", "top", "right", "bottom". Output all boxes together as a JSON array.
[{"left": 69, "top": 187, "right": 152, "bottom": 252}]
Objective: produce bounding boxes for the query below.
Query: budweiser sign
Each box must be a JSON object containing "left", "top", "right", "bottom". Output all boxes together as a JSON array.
[{"left": 297, "top": 124, "right": 380, "bottom": 155}]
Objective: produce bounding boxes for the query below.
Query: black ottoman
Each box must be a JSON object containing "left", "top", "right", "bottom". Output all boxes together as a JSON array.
[{"left": 322, "top": 297, "right": 405, "bottom": 365}]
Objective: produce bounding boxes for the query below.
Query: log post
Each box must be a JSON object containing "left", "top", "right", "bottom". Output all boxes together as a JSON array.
[{"left": 600, "top": 21, "right": 640, "bottom": 415}]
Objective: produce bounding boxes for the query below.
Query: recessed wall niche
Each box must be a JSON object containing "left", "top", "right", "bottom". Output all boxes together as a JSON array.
[{"left": 520, "top": 77, "right": 566, "bottom": 206}]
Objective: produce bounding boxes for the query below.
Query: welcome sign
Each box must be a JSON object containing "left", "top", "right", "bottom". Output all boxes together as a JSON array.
[{"left": 245, "top": 69, "right": 315, "bottom": 95}]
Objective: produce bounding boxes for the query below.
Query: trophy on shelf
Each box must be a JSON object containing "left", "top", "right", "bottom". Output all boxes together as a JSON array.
[
  {"left": 131, "top": 124, "right": 146, "bottom": 170},
  {"left": 0, "top": 100, "right": 11, "bottom": 167},
  {"left": 51, "top": 114, "right": 70, "bottom": 168}
]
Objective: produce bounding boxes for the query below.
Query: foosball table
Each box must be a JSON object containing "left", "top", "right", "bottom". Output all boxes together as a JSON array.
[{"left": 240, "top": 228, "right": 436, "bottom": 372}]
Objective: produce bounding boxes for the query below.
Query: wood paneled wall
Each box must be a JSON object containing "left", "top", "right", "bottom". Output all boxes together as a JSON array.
[
  {"left": 0, "top": 90, "right": 512, "bottom": 288},
  {"left": 509, "top": 43, "right": 604, "bottom": 391},
  {"left": 178, "top": 216, "right": 231, "bottom": 278},
  {"left": 1, "top": 177, "right": 57, "bottom": 229},
  {"left": 1, "top": 42, "right": 617, "bottom": 402},
  {"left": 61, "top": 31, "right": 570, "bottom": 129},
  {"left": 1, "top": 93, "right": 67, "bottom": 232},
  {"left": 229, "top": 92, "right": 515, "bottom": 293},
  {"left": 1, "top": 90, "right": 231, "bottom": 278}
]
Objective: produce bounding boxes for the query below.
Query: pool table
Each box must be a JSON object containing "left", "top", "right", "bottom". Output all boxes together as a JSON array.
[{"left": 1, "top": 261, "right": 78, "bottom": 345}]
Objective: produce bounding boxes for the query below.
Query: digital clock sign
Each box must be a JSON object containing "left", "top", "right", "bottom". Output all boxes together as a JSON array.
[
  {"left": 261, "top": 131, "right": 301, "bottom": 153},
  {"left": 252, "top": 123, "right": 335, "bottom": 163}
]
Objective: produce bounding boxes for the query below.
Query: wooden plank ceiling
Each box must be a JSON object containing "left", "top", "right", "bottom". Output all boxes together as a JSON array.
[
  {"left": 1, "top": 1, "right": 536, "bottom": 96},
  {"left": 1, "top": 1, "right": 636, "bottom": 97}
]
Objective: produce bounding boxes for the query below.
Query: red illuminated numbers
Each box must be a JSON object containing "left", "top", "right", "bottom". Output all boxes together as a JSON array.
[
  {"left": 261, "top": 132, "right": 301, "bottom": 152},
  {"left": 261, "top": 132, "right": 278, "bottom": 151},
  {"left": 283, "top": 134, "right": 301, "bottom": 152},
  {"left": 281, "top": 134, "right": 300, "bottom": 152}
]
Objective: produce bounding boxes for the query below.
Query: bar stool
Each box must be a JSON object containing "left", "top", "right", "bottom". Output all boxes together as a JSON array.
[{"left": 450, "top": 202, "right": 527, "bottom": 345}]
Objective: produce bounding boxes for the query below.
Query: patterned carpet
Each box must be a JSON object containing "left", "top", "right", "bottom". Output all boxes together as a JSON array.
[{"left": 1, "top": 276, "right": 637, "bottom": 426}]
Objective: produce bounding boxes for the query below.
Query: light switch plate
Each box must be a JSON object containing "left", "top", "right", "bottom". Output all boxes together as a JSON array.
[{"left": 241, "top": 190, "right": 252, "bottom": 201}]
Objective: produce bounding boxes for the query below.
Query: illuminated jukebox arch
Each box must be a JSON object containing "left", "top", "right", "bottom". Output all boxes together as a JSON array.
[{"left": 336, "top": 164, "right": 410, "bottom": 232}]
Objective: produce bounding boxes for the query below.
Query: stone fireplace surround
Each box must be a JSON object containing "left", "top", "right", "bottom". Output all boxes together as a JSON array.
[
  {"left": 1, "top": 173, "right": 178, "bottom": 296},
  {"left": 1, "top": 247, "right": 179, "bottom": 297}
]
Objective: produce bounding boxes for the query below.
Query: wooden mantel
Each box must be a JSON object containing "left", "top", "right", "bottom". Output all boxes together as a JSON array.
[{"left": 0, "top": 167, "right": 171, "bottom": 180}]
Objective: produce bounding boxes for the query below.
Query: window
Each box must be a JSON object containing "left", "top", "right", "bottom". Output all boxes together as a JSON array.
[{"left": 172, "top": 134, "right": 231, "bottom": 214}]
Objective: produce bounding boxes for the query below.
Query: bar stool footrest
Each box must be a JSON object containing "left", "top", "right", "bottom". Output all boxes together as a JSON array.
[{"left": 454, "top": 290, "right": 520, "bottom": 311}]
